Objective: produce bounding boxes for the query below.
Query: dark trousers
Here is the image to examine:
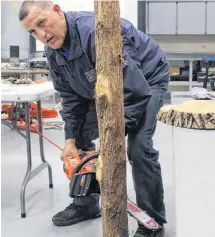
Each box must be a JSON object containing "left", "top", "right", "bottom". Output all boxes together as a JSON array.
[{"left": 73, "top": 82, "right": 168, "bottom": 225}]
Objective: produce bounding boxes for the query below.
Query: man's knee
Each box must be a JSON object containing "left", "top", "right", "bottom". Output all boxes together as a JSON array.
[{"left": 128, "top": 134, "right": 159, "bottom": 164}]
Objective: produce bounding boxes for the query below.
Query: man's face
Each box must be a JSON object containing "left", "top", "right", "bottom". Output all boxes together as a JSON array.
[{"left": 21, "top": 5, "right": 67, "bottom": 49}]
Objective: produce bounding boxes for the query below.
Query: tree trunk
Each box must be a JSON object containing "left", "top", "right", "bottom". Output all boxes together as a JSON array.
[
  {"left": 94, "top": 1, "right": 129, "bottom": 237},
  {"left": 157, "top": 100, "right": 215, "bottom": 129}
]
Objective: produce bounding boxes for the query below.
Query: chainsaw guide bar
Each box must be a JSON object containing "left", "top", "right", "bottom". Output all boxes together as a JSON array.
[{"left": 127, "top": 198, "right": 160, "bottom": 230}]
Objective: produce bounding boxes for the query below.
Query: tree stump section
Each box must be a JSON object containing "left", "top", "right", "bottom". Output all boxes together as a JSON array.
[
  {"left": 157, "top": 100, "right": 215, "bottom": 129},
  {"left": 94, "top": 1, "right": 129, "bottom": 237}
]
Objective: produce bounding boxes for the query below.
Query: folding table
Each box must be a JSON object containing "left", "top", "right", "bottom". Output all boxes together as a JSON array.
[{"left": 1, "top": 81, "right": 56, "bottom": 218}]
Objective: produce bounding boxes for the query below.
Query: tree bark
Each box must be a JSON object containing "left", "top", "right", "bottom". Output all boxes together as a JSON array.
[
  {"left": 94, "top": 1, "right": 129, "bottom": 237},
  {"left": 157, "top": 100, "right": 215, "bottom": 129}
]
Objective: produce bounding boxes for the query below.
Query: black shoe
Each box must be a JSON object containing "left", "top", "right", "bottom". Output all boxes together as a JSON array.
[
  {"left": 133, "top": 224, "right": 165, "bottom": 237},
  {"left": 52, "top": 203, "right": 101, "bottom": 226}
]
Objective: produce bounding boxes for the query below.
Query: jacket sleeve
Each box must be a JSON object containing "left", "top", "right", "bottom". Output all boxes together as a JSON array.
[
  {"left": 122, "top": 35, "right": 151, "bottom": 130},
  {"left": 88, "top": 32, "right": 151, "bottom": 132},
  {"left": 49, "top": 68, "right": 89, "bottom": 140}
]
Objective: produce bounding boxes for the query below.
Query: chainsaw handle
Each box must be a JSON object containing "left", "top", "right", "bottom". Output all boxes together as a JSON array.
[{"left": 73, "top": 152, "right": 100, "bottom": 173}]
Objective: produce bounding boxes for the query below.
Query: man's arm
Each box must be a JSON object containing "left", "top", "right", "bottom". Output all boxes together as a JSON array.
[
  {"left": 121, "top": 35, "right": 151, "bottom": 131},
  {"left": 49, "top": 68, "right": 89, "bottom": 140}
]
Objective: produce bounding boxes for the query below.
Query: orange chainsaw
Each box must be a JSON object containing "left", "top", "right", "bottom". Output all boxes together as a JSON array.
[
  {"left": 63, "top": 150, "right": 97, "bottom": 181},
  {"left": 1, "top": 102, "right": 58, "bottom": 120},
  {"left": 1, "top": 102, "right": 58, "bottom": 131}
]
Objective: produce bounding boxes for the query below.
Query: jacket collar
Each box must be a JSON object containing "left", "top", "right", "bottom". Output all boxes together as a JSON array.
[{"left": 55, "top": 11, "right": 83, "bottom": 65}]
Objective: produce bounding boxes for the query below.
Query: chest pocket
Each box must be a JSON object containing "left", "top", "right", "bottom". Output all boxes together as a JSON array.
[{"left": 74, "top": 53, "right": 97, "bottom": 88}]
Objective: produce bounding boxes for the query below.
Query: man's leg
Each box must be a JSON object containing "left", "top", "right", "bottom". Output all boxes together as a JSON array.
[
  {"left": 52, "top": 101, "right": 100, "bottom": 226},
  {"left": 127, "top": 82, "right": 168, "bottom": 236}
]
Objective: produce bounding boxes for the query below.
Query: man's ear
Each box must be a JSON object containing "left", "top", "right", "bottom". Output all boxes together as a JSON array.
[{"left": 52, "top": 4, "right": 63, "bottom": 16}]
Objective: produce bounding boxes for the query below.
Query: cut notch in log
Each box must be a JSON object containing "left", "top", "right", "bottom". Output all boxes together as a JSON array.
[{"left": 157, "top": 100, "right": 215, "bottom": 129}]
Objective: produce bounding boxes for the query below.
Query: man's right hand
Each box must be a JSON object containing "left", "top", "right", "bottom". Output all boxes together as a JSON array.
[{"left": 60, "top": 139, "right": 79, "bottom": 161}]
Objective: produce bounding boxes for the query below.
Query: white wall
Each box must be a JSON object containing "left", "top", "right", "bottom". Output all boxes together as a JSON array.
[
  {"left": 36, "top": 0, "right": 138, "bottom": 51},
  {"left": 56, "top": 0, "right": 138, "bottom": 26},
  {"left": 1, "top": 1, "right": 30, "bottom": 59}
]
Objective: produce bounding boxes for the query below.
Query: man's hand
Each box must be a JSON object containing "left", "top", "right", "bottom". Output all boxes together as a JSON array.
[{"left": 60, "top": 139, "right": 79, "bottom": 161}]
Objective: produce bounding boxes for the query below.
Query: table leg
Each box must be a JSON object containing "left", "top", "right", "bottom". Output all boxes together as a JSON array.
[
  {"left": 203, "top": 61, "right": 209, "bottom": 89},
  {"left": 189, "top": 60, "right": 193, "bottom": 91},
  {"left": 20, "top": 101, "right": 53, "bottom": 218},
  {"left": 52, "top": 93, "right": 55, "bottom": 108},
  {"left": 37, "top": 100, "right": 53, "bottom": 188},
  {"left": 11, "top": 102, "right": 15, "bottom": 127},
  {"left": 20, "top": 102, "right": 32, "bottom": 218},
  {"left": 2, "top": 101, "right": 54, "bottom": 218}
]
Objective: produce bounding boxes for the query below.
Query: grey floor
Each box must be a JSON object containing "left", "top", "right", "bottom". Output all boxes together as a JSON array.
[{"left": 1, "top": 101, "right": 175, "bottom": 237}]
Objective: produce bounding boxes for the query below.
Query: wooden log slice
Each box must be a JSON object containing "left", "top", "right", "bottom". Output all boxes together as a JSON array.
[{"left": 157, "top": 100, "right": 215, "bottom": 129}]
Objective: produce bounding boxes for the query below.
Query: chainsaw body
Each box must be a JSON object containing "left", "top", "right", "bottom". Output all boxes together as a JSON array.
[
  {"left": 67, "top": 151, "right": 100, "bottom": 197},
  {"left": 67, "top": 151, "right": 161, "bottom": 231},
  {"left": 2, "top": 102, "right": 58, "bottom": 120},
  {"left": 1, "top": 102, "right": 58, "bottom": 132}
]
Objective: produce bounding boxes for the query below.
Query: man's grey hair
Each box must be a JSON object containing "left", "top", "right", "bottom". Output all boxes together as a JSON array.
[{"left": 19, "top": 1, "right": 53, "bottom": 21}]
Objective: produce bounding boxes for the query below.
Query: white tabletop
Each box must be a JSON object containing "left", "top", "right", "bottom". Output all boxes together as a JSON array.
[
  {"left": 171, "top": 90, "right": 215, "bottom": 104},
  {"left": 0, "top": 81, "right": 56, "bottom": 102}
]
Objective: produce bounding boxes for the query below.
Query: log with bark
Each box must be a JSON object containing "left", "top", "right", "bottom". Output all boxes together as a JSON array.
[
  {"left": 94, "top": 0, "right": 129, "bottom": 237},
  {"left": 157, "top": 100, "right": 215, "bottom": 129}
]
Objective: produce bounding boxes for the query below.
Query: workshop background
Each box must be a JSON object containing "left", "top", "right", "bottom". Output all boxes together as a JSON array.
[{"left": 1, "top": 1, "right": 215, "bottom": 237}]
